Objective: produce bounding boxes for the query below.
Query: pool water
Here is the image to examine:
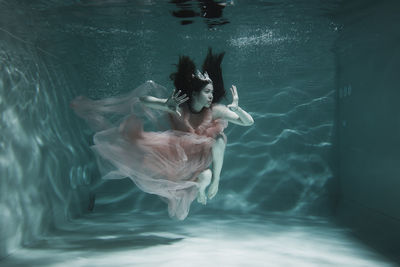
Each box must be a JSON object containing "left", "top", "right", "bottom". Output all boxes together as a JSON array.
[{"left": 1, "top": 0, "right": 399, "bottom": 265}]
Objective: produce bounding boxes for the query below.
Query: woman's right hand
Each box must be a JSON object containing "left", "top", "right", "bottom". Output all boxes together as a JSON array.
[{"left": 166, "top": 89, "right": 189, "bottom": 116}]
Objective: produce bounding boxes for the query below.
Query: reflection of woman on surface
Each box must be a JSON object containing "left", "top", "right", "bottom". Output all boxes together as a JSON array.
[
  {"left": 140, "top": 49, "right": 254, "bottom": 205},
  {"left": 71, "top": 49, "right": 253, "bottom": 220}
]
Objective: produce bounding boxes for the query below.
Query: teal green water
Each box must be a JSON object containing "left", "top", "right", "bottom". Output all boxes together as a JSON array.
[
  {"left": 0, "top": 1, "right": 337, "bottom": 217},
  {"left": 0, "top": 0, "right": 346, "bottom": 263}
]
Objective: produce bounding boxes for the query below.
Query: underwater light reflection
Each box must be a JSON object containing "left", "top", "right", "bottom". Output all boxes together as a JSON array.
[{"left": 1, "top": 213, "right": 393, "bottom": 266}]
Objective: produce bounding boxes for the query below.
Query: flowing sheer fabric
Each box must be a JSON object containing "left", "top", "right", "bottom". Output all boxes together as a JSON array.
[{"left": 71, "top": 81, "right": 227, "bottom": 220}]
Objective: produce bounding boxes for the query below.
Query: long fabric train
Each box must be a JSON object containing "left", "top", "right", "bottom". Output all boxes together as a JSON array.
[{"left": 71, "top": 81, "right": 227, "bottom": 220}]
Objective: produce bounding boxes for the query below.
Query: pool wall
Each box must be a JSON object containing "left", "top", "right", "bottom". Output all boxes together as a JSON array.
[
  {"left": 0, "top": 4, "right": 94, "bottom": 258},
  {"left": 334, "top": 0, "right": 400, "bottom": 260}
]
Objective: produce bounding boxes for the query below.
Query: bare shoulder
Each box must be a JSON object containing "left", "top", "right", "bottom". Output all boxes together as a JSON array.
[{"left": 211, "top": 104, "right": 227, "bottom": 118}]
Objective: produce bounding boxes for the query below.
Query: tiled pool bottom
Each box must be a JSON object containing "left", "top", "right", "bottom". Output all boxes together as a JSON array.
[{"left": 1, "top": 212, "right": 396, "bottom": 267}]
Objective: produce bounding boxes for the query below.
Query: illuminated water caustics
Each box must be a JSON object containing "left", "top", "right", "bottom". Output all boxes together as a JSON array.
[
  {"left": 0, "top": 0, "right": 398, "bottom": 266},
  {"left": 1, "top": 213, "right": 393, "bottom": 267}
]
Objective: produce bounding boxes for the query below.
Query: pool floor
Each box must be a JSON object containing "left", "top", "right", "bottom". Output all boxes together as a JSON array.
[{"left": 1, "top": 212, "right": 396, "bottom": 267}]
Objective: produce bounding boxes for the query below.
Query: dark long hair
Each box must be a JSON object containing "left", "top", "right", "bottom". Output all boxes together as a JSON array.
[
  {"left": 202, "top": 48, "right": 226, "bottom": 103},
  {"left": 170, "top": 48, "right": 226, "bottom": 105}
]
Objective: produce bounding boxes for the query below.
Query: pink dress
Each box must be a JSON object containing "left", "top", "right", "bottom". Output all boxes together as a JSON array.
[{"left": 71, "top": 81, "right": 227, "bottom": 220}]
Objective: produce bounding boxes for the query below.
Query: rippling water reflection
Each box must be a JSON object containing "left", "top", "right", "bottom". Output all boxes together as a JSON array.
[
  {"left": 0, "top": 20, "right": 95, "bottom": 257},
  {"left": 1, "top": 0, "right": 340, "bottom": 260}
]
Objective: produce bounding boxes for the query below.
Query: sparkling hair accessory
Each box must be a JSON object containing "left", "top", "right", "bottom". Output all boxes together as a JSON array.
[{"left": 192, "top": 70, "right": 212, "bottom": 84}]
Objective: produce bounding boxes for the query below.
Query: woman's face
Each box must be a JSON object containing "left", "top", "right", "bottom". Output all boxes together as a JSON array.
[{"left": 193, "top": 83, "right": 214, "bottom": 108}]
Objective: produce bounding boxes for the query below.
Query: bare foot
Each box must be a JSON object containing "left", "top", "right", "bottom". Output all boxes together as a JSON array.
[
  {"left": 197, "top": 190, "right": 207, "bottom": 205},
  {"left": 197, "top": 169, "right": 212, "bottom": 205}
]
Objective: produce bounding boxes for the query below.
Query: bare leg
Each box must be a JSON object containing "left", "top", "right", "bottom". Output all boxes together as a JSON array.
[
  {"left": 207, "top": 134, "right": 226, "bottom": 199},
  {"left": 197, "top": 169, "right": 212, "bottom": 205}
]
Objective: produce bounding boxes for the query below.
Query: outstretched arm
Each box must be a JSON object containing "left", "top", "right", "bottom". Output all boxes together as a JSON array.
[
  {"left": 212, "top": 85, "right": 254, "bottom": 126},
  {"left": 139, "top": 89, "right": 189, "bottom": 117}
]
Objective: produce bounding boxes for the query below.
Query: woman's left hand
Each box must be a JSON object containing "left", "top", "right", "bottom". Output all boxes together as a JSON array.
[{"left": 227, "top": 85, "right": 239, "bottom": 112}]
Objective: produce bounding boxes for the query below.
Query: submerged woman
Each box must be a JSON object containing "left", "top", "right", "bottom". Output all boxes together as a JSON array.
[{"left": 71, "top": 49, "right": 253, "bottom": 220}]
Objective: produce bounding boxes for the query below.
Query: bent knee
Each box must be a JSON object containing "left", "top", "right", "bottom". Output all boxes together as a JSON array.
[
  {"left": 214, "top": 133, "right": 226, "bottom": 144},
  {"left": 199, "top": 169, "right": 212, "bottom": 181},
  {"left": 213, "top": 134, "right": 226, "bottom": 151},
  {"left": 215, "top": 133, "right": 227, "bottom": 143}
]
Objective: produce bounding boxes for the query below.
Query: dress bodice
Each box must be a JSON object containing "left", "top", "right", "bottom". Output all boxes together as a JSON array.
[{"left": 169, "top": 104, "right": 227, "bottom": 138}]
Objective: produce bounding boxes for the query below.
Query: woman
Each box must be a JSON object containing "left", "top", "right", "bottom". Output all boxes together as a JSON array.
[{"left": 71, "top": 49, "right": 253, "bottom": 220}]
